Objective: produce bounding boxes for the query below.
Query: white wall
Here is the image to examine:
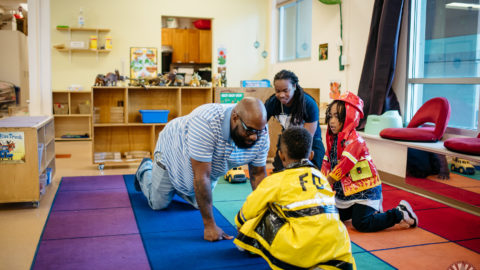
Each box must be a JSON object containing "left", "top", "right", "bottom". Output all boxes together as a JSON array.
[
  {"left": 0, "top": 30, "right": 29, "bottom": 106},
  {"left": 268, "top": 0, "right": 375, "bottom": 104},
  {"left": 36, "top": 0, "right": 400, "bottom": 114},
  {"left": 50, "top": 0, "right": 270, "bottom": 90}
]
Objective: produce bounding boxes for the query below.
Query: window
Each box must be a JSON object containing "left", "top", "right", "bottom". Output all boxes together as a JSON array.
[
  {"left": 277, "top": 0, "right": 312, "bottom": 62},
  {"left": 408, "top": 0, "right": 480, "bottom": 134}
]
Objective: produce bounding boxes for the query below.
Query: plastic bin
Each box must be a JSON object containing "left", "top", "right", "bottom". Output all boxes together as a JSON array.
[
  {"left": 364, "top": 110, "right": 403, "bottom": 135},
  {"left": 139, "top": 110, "right": 169, "bottom": 123}
]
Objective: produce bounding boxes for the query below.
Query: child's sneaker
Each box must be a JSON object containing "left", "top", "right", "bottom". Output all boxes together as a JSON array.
[
  {"left": 397, "top": 200, "right": 418, "bottom": 228},
  {"left": 134, "top": 158, "right": 152, "bottom": 191}
]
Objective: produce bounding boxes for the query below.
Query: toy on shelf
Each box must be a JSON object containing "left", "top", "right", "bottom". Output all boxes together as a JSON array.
[
  {"left": 189, "top": 72, "right": 201, "bottom": 87},
  {"left": 94, "top": 74, "right": 106, "bottom": 86},
  {"left": 212, "top": 73, "right": 221, "bottom": 87},
  {"left": 94, "top": 70, "right": 125, "bottom": 86}
]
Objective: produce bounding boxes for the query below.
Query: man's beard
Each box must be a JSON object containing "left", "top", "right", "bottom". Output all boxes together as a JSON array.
[{"left": 231, "top": 126, "right": 255, "bottom": 149}]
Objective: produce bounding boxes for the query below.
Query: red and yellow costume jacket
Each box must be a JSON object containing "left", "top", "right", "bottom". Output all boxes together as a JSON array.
[
  {"left": 321, "top": 92, "right": 382, "bottom": 197},
  {"left": 234, "top": 161, "right": 356, "bottom": 270}
]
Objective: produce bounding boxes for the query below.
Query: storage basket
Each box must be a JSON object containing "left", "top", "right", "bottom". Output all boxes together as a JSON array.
[
  {"left": 78, "top": 103, "right": 90, "bottom": 114},
  {"left": 139, "top": 110, "right": 169, "bottom": 123},
  {"left": 53, "top": 103, "right": 68, "bottom": 114},
  {"left": 110, "top": 107, "right": 124, "bottom": 123}
]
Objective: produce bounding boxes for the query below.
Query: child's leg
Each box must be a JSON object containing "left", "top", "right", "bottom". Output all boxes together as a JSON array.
[
  {"left": 351, "top": 203, "right": 403, "bottom": 232},
  {"left": 272, "top": 135, "right": 284, "bottom": 172},
  {"left": 337, "top": 206, "right": 353, "bottom": 222}
]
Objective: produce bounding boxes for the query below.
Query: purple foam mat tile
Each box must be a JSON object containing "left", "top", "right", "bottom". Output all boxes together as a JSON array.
[
  {"left": 52, "top": 189, "right": 131, "bottom": 211},
  {"left": 59, "top": 175, "right": 126, "bottom": 191},
  {"left": 42, "top": 207, "right": 139, "bottom": 240},
  {"left": 33, "top": 234, "right": 150, "bottom": 270}
]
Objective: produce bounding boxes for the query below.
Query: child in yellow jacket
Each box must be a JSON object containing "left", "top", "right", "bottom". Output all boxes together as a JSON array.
[{"left": 234, "top": 127, "right": 356, "bottom": 270}]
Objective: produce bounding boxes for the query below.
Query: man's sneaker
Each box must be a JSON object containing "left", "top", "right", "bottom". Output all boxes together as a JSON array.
[
  {"left": 134, "top": 158, "right": 152, "bottom": 192},
  {"left": 397, "top": 200, "right": 418, "bottom": 228}
]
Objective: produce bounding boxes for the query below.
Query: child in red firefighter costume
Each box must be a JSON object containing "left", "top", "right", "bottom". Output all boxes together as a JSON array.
[
  {"left": 234, "top": 127, "right": 356, "bottom": 270},
  {"left": 321, "top": 92, "right": 418, "bottom": 232}
]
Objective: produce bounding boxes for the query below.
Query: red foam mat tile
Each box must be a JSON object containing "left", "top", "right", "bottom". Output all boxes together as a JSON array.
[
  {"left": 416, "top": 207, "right": 480, "bottom": 241},
  {"left": 382, "top": 188, "right": 447, "bottom": 210},
  {"left": 455, "top": 238, "right": 480, "bottom": 253},
  {"left": 406, "top": 176, "right": 480, "bottom": 205}
]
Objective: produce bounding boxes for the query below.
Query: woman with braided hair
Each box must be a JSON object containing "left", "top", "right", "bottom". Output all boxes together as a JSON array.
[{"left": 264, "top": 70, "right": 325, "bottom": 172}]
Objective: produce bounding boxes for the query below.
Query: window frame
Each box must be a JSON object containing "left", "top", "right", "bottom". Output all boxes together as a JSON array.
[
  {"left": 406, "top": 0, "right": 480, "bottom": 137},
  {"left": 277, "top": 0, "right": 312, "bottom": 62}
]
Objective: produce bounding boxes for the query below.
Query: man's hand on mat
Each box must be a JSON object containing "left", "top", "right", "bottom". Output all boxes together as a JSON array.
[{"left": 204, "top": 224, "right": 233, "bottom": 241}]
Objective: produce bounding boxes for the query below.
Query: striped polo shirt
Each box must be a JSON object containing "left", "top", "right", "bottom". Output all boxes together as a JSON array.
[{"left": 154, "top": 103, "right": 270, "bottom": 196}]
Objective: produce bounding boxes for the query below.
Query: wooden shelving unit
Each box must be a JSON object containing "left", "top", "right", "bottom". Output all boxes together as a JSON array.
[
  {"left": 91, "top": 86, "right": 212, "bottom": 168},
  {"left": 0, "top": 116, "right": 55, "bottom": 206},
  {"left": 54, "top": 26, "right": 111, "bottom": 61},
  {"left": 52, "top": 90, "right": 92, "bottom": 141}
]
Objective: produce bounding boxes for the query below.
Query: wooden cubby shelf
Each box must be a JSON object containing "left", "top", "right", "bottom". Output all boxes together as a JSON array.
[
  {"left": 52, "top": 90, "right": 92, "bottom": 141},
  {"left": 92, "top": 86, "right": 212, "bottom": 167},
  {"left": 0, "top": 116, "right": 56, "bottom": 206}
]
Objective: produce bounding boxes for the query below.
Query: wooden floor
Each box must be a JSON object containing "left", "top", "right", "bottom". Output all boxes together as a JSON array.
[{"left": 0, "top": 141, "right": 138, "bottom": 270}]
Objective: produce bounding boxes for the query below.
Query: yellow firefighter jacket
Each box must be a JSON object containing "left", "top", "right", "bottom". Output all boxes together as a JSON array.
[{"left": 234, "top": 162, "right": 356, "bottom": 270}]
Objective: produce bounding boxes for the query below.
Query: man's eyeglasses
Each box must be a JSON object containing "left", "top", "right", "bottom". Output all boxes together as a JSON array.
[{"left": 238, "top": 116, "right": 267, "bottom": 136}]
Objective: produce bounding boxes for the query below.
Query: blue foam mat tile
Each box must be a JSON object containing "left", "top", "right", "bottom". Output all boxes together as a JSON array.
[
  {"left": 142, "top": 229, "right": 267, "bottom": 270},
  {"left": 353, "top": 252, "right": 396, "bottom": 270},
  {"left": 213, "top": 201, "right": 245, "bottom": 226},
  {"left": 213, "top": 180, "right": 253, "bottom": 202},
  {"left": 351, "top": 242, "right": 366, "bottom": 254},
  {"left": 124, "top": 175, "right": 231, "bottom": 233}
]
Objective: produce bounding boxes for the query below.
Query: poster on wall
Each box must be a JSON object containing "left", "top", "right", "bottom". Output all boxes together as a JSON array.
[
  {"left": 130, "top": 47, "right": 158, "bottom": 79},
  {"left": 0, "top": 132, "right": 25, "bottom": 163},
  {"left": 329, "top": 80, "right": 341, "bottom": 99},
  {"left": 319, "top": 43, "right": 328, "bottom": 61},
  {"left": 217, "top": 47, "right": 227, "bottom": 67}
]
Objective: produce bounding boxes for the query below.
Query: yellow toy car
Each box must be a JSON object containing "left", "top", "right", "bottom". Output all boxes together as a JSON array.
[
  {"left": 450, "top": 157, "right": 475, "bottom": 175},
  {"left": 225, "top": 167, "right": 248, "bottom": 183}
]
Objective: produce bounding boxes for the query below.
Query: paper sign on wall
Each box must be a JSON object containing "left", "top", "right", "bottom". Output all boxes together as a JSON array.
[{"left": 220, "top": 93, "right": 244, "bottom": 104}]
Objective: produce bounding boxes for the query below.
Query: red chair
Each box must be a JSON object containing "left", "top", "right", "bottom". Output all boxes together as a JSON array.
[
  {"left": 380, "top": 97, "right": 451, "bottom": 142},
  {"left": 444, "top": 133, "right": 480, "bottom": 156}
]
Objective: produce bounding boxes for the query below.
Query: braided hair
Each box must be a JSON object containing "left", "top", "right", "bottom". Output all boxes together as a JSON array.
[{"left": 273, "top": 70, "right": 307, "bottom": 125}]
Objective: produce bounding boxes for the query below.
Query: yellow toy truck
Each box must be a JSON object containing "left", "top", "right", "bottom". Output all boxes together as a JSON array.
[
  {"left": 224, "top": 167, "right": 248, "bottom": 183},
  {"left": 450, "top": 157, "right": 475, "bottom": 175}
]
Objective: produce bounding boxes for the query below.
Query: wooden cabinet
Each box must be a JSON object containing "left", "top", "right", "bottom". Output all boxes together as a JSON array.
[
  {"left": 163, "top": 28, "right": 211, "bottom": 64},
  {"left": 161, "top": 28, "right": 174, "bottom": 46},
  {"left": 52, "top": 90, "right": 92, "bottom": 141},
  {"left": 0, "top": 116, "right": 56, "bottom": 206},
  {"left": 198, "top": 30, "right": 212, "bottom": 63},
  {"left": 91, "top": 86, "right": 212, "bottom": 167}
]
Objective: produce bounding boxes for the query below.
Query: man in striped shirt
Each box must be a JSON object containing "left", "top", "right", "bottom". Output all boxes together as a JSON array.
[{"left": 135, "top": 97, "right": 270, "bottom": 241}]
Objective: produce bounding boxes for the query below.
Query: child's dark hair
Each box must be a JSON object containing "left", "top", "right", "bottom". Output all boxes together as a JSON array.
[
  {"left": 280, "top": 127, "right": 312, "bottom": 160},
  {"left": 274, "top": 70, "right": 306, "bottom": 125},
  {"left": 325, "top": 100, "right": 346, "bottom": 125}
]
